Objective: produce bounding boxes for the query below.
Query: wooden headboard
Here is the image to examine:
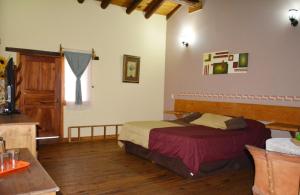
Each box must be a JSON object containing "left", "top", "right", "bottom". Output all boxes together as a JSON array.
[{"left": 174, "top": 99, "right": 300, "bottom": 126}]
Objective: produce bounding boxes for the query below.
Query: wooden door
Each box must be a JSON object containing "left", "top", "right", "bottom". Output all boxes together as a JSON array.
[{"left": 18, "top": 54, "right": 63, "bottom": 137}]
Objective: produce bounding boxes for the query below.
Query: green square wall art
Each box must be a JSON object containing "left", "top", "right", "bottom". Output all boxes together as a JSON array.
[
  {"left": 213, "top": 62, "right": 228, "bottom": 74},
  {"left": 239, "top": 53, "right": 248, "bottom": 67}
]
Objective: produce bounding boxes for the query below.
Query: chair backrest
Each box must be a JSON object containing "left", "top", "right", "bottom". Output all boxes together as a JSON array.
[
  {"left": 267, "top": 151, "right": 300, "bottom": 195},
  {"left": 247, "top": 145, "right": 300, "bottom": 195},
  {"left": 246, "top": 145, "right": 271, "bottom": 195}
]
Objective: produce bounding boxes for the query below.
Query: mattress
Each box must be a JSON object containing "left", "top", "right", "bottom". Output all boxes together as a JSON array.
[{"left": 118, "top": 120, "right": 182, "bottom": 149}]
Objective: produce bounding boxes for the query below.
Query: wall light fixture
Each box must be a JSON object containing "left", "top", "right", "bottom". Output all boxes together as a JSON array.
[
  {"left": 179, "top": 27, "right": 195, "bottom": 48},
  {"left": 289, "top": 9, "right": 299, "bottom": 27},
  {"left": 182, "top": 41, "right": 189, "bottom": 47}
]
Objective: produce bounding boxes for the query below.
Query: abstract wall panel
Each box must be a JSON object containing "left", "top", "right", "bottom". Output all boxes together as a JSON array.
[{"left": 203, "top": 51, "right": 248, "bottom": 75}]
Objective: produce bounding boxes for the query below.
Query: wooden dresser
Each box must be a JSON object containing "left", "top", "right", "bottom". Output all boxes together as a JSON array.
[{"left": 0, "top": 114, "right": 38, "bottom": 158}]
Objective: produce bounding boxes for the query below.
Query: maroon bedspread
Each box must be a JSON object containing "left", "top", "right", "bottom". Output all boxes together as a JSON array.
[{"left": 149, "top": 119, "right": 271, "bottom": 174}]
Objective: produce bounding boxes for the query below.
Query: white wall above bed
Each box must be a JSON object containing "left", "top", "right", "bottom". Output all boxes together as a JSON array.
[{"left": 0, "top": 0, "right": 167, "bottom": 137}]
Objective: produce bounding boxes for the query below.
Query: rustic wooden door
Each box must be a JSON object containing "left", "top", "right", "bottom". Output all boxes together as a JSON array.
[{"left": 18, "top": 54, "right": 63, "bottom": 137}]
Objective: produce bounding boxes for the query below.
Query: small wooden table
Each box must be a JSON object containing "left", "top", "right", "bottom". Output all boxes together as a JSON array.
[
  {"left": 0, "top": 148, "right": 59, "bottom": 195},
  {"left": 265, "top": 122, "right": 300, "bottom": 137},
  {"left": 164, "top": 110, "right": 189, "bottom": 119}
]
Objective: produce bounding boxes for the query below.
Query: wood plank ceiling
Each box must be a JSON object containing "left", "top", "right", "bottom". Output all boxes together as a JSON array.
[{"left": 77, "top": 0, "right": 202, "bottom": 19}]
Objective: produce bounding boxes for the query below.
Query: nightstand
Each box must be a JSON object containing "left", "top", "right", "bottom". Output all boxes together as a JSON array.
[
  {"left": 265, "top": 122, "right": 300, "bottom": 137},
  {"left": 164, "top": 110, "right": 189, "bottom": 119}
]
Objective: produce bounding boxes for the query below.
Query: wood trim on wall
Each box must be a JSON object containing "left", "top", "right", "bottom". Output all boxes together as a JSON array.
[
  {"left": 176, "top": 92, "right": 300, "bottom": 102},
  {"left": 174, "top": 99, "right": 300, "bottom": 126}
]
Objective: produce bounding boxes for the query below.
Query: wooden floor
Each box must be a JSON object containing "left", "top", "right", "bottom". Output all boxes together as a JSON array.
[{"left": 38, "top": 140, "right": 254, "bottom": 195}]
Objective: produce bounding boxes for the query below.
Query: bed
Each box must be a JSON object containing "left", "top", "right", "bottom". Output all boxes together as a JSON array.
[
  {"left": 119, "top": 118, "right": 270, "bottom": 177},
  {"left": 118, "top": 99, "right": 300, "bottom": 177}
]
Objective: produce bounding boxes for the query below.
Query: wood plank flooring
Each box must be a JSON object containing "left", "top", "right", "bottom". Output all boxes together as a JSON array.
[{"left": 38, "top": 140, "right": 254, "bottom": 195}]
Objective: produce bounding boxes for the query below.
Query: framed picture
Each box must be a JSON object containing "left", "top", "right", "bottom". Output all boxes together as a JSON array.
[{"left": 123, "top": 55, "right": 140, "bottom": 83}]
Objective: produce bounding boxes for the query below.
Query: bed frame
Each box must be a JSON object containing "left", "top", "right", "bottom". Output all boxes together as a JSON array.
[
  {"left": 174, "top": 99, "right": 300, "bottom": 125},
  {"left": 124, "top": 141, "right": 250, "bottom": 178},
  {"left": 125, "top": 99, "right": 300, "bottom": 177}
]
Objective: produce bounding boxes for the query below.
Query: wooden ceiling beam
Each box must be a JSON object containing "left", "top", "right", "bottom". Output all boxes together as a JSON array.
[
  {"left": 188, "top": 1, "right": 202, "bottom": 13},
  {"left": 101, "top": 0, "right": 112, "bottom": 9},
  {"left": 166, "top": 4, "right": 181, "bottom": 20},
  {"left": 126, "top": 0, "right": 143, "bottom": 14},
  {"left": 169, "top": 0, "right": 199, "bottom": 6},
  {"left": 144, "top": 0, "right": 165, "bottom": 19}
]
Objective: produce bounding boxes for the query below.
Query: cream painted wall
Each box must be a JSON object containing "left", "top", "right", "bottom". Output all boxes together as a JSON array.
[{"left": 0, "top": 0, "right": 166, "bottom": 137}]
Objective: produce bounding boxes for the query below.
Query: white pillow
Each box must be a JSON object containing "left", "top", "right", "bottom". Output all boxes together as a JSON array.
[{"left": 190, "top": 113, "right": 232, "bottom": 129}]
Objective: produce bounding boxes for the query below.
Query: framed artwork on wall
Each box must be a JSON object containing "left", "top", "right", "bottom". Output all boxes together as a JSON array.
[
  {"left": 203, "top": 51, "right": 249, "bottom": 75},
  {"left": 123, "top": 55, "right": 140, "bottom": 83}
]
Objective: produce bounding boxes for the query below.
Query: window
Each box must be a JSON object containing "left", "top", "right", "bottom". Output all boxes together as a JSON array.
[{"left": 64, "top": 58, "right": 91, "bottom": 105}]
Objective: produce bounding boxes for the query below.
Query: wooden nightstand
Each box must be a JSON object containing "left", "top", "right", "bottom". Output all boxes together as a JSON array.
[
  {"left": 265, "top": 122, "right": 300, "bottom": 137},
  {"left": 164, "top": 110, "right": 189, "bottom": 119}
]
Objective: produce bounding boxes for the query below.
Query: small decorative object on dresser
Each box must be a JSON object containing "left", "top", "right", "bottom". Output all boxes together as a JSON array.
[
  {"left": 291, "top": 132, "right": 300, "bottom": 146},
  {"left": 0, "top": 137, "right": 6, "bottom": 153},
  {"left": 0, "top": 55, "right": 7, "bottom": 106},
  {"left": 123, "top": 55, "right": 140, "bottom": 83},
  {"left": 291, "top": 138, "right": 300, "bottom": 146}
]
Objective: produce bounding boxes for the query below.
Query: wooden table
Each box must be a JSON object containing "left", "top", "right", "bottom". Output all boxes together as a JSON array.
[
  {"left": 164, "top": 110, "right": 189, "bottom": 118},
  {"left": 0, "top": 148, "right": 59, "bottom": 195},
  {"left": 265, "top": 122, "right": 300, "bottom": 137}
]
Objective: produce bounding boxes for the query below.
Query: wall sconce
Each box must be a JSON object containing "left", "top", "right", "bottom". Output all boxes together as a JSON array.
[
  {"left": 182, "top": 41, "right": 189, "bottom": 47},
  {"left": 180, "top": 35, "right": 189, "bottom": 47},
  {"left": 289, "top": 9, "right": 299, "bottom": 27},
  {"left": 179, "top": 27, "right": 195, "bottom": 48},
  {"left": 180, "top": 35, "right": 192, "bottom": 48}
]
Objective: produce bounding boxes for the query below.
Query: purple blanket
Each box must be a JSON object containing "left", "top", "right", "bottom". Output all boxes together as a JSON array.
[{"left": 149, "top": 119, "right": 271, "bottom": 174}]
